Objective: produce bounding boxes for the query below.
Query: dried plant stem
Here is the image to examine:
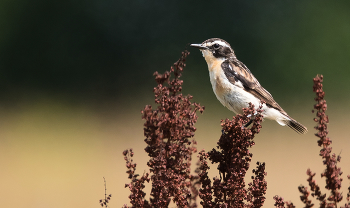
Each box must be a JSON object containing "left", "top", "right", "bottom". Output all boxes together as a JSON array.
[
  {"left": 104, "top": 177, "right": 108, "bottom": 208},
  {"left": 99, "top": 177, "right": 112, "bottom": 207}
]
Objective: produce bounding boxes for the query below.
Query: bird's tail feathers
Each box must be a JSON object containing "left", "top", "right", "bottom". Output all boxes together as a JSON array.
[{"left": 281, "top": 118, "right": 308, "bottom": 134}]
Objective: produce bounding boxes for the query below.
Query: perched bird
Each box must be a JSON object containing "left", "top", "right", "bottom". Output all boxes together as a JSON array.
[{"left": 190, "top": 38, "right": 307, "bottom": 134}]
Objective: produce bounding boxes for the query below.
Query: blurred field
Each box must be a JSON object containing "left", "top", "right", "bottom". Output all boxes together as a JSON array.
[{"left": 0, "top": 96, "right": 349, "bottom": 208}]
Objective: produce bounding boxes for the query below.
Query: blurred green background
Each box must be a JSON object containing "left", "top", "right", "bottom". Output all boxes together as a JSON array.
[{"left": 1, "top": 0, "right": 350, "bottom": 207}]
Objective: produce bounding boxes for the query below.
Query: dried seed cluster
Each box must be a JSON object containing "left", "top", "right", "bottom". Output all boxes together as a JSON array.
[
  {"left": 274, "top": 75, "right": 350, "bottom": 208},
  {"left": 123, "top": 51, "right": 204, "bottom": 207},
  {"left": 197, "top": 103, "right": 266, "bottom": 207}
]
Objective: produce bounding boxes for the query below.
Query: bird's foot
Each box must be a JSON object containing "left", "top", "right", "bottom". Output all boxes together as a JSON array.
[{"left": 244, "top": 119, "right": 254, "bottom": 128}]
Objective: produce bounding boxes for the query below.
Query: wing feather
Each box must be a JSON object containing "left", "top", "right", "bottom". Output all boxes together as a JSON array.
[{"left": 221, "top": 59, "right": 287, "bottom": 115}]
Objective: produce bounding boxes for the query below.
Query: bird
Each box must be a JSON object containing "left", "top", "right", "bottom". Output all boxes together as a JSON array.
[{"left": 190, "top": 38, "right": 307, "bottom": 134}]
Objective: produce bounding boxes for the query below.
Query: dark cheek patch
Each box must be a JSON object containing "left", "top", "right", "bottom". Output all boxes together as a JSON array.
[{"left": 213, "top": 47, "right": 232, "bottom": 58}]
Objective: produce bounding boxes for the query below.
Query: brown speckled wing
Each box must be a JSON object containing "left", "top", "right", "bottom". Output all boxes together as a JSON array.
[{"left": 221, "top": 58, "right": 287, "bottom": 115}]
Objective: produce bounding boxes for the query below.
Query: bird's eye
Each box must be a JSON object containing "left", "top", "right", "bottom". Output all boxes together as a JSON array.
[{"left": 213, "top": 43, "right": 220, "bottom": 49}]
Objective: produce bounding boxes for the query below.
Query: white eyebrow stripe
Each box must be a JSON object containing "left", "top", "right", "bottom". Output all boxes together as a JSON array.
[
  {"left": 204, "top": 40, "right": 230, "bottom": 48},
  {"left": 214, "top": 40, "right": 230, "bottom": 47}
]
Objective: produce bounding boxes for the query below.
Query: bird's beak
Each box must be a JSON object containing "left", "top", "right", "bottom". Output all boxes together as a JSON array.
[{"left": 190, "top": 43, "right": 208, "bottom": 50}]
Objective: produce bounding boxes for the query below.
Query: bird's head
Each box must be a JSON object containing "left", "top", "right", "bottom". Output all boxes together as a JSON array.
[{"left": 190, "top": 38, "right": 236, "bottom": 64}]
